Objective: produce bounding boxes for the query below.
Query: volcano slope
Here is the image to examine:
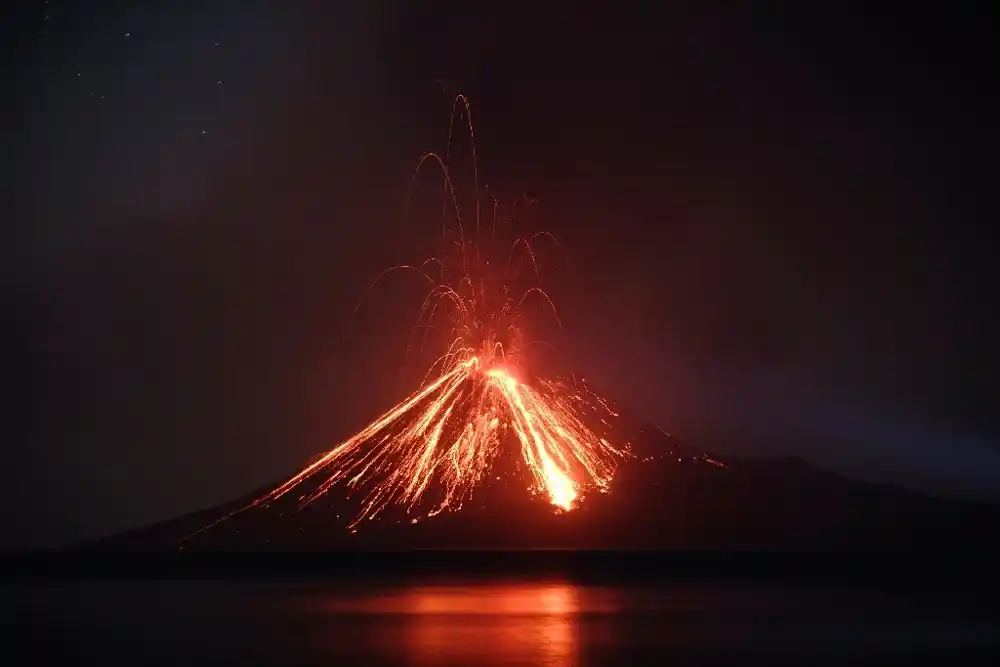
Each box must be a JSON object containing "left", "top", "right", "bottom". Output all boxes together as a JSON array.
[{"left": 77, "top": 403, "right": 998, "bottom": 555}]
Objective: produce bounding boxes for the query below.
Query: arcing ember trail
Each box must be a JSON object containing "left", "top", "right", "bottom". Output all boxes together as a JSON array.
[{"left": 185, "top": 96, "right": 632, "bottom": 544}]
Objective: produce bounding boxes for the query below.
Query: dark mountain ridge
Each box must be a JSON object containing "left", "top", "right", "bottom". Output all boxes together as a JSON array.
[{"left": 70, "top": 416, "right": 997, "bottom": 554}]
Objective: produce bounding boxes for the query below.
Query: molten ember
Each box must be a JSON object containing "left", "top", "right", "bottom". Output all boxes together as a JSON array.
[
  {"left": 188, "top": 95, "right": 631, "bottom": 540},
  {"left": 258, "top": 355, "right": 626, "bottom": 526}
]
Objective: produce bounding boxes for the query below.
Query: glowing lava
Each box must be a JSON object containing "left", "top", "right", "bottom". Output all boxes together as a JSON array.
[
  {"left": 187, "top": 95, "right": 631, "bottom": 540},
  {"left": 251, "top": 353, "right": 626, "bottom": 528}
]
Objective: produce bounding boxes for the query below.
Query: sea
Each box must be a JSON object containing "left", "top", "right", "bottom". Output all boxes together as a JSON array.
[{"left": 7, "top": 577, "right": 999, "bottom": 664}]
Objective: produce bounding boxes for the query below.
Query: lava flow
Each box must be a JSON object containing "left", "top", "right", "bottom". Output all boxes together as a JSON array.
[
  {"left": 254, "top": 354, "right": 627, "bottom": 527},
  {"left": 187, "top": 95, "right": 631, "bottom": 541}
]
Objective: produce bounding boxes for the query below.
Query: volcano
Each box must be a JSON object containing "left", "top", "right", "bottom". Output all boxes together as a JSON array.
[
  {"left": 58, "top": 96, "right": 1000, "bottom": 559},
  {"left": 79, "top": 401, "right": 997, "bottom": 555}
]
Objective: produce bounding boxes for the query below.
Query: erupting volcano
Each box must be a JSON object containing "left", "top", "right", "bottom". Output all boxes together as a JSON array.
[
  {"left": 71, "top": 98, "right": 1000, "bottom": 556},
  {"left": 184, "top": 95, "right": 634, "bottom": 544}
]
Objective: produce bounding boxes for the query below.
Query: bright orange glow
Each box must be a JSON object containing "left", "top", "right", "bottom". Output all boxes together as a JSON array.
[
  {"left": 281, "top": 355, "right": 626, "bottom": 521},
  {"left": 394, "top": 582, "right": 580, "bottom": 616},
  {"left": 349, "top": 583, "right": 581, "bottom": 667},
  {"left": 185, "top": 95, "right": 631, "bottom": 541},
  {"left": 398, "top": 584, "right": 578, "bottom": 667}
]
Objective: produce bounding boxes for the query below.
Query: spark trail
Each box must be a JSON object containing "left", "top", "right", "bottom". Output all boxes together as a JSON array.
[{"left": 186, "top": 95, "right": 630, "bottom": 541}]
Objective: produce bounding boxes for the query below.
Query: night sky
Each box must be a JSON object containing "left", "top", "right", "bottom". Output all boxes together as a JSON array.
[{"left": 11, "top": 1, "right": 999, "bottom": 549}]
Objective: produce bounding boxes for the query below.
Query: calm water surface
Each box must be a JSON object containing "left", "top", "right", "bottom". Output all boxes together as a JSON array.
[{"left": 7, "top": 578, "right": 998, "bottom": 664}]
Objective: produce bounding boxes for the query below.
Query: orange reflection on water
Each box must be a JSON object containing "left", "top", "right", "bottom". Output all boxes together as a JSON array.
[
  {"left": 374, "top": 581, "right": 582, "bottom": 667},
  {"left": 401, "top": 581, "right": 579, "bottom": 615}
]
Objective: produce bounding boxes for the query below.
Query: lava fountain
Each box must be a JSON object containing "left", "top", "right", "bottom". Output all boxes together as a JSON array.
[{"left": 187, "top": 95, "right": 631, "bottom": 541}]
